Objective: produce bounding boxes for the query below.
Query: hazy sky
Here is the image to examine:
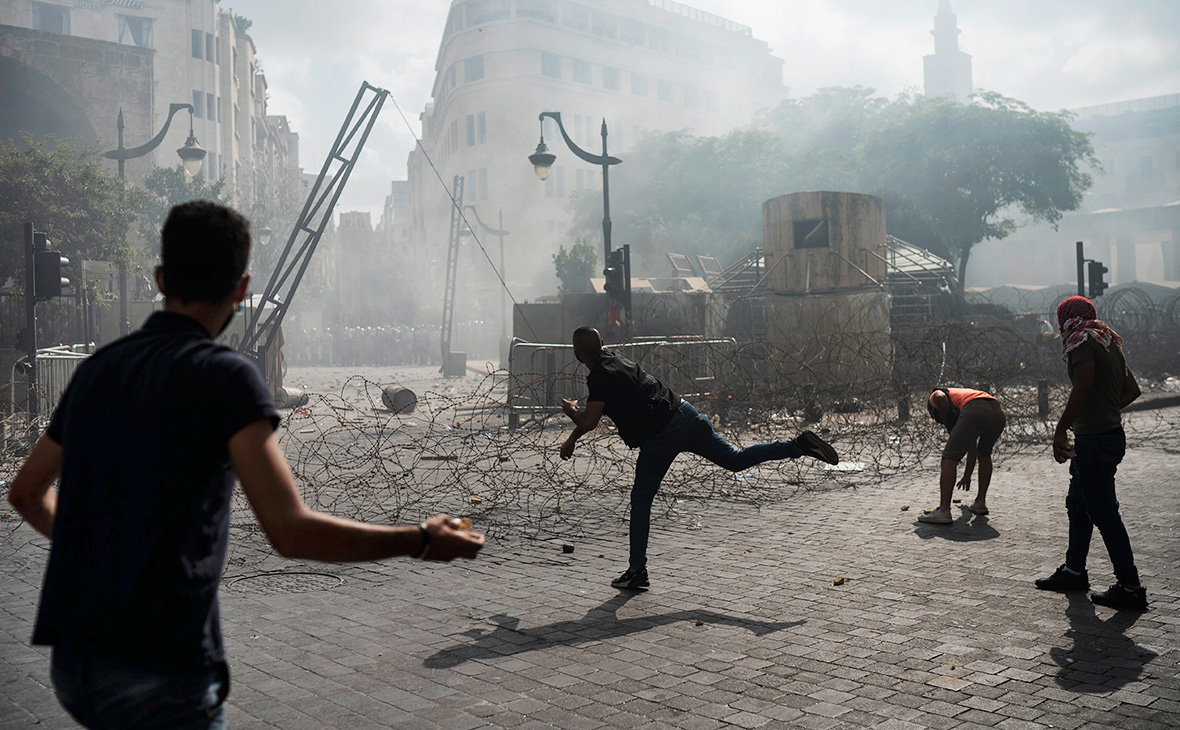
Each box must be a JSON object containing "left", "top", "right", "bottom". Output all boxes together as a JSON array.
[{"left": 226, "top": 0, "right": 1180, "bottom": 218}]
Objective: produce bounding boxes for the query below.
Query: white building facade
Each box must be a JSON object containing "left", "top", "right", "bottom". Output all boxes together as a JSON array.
[
  {"left": 405, "top": 0, "right": 789, "bottom": 324},
  {"left": 1, "top": 0, "right": 297, "bottom": 189}
]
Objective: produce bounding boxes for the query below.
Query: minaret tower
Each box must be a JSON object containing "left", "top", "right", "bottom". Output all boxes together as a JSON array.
[{"left": 923, "top": 0, "right": 973, "bottom": 101}]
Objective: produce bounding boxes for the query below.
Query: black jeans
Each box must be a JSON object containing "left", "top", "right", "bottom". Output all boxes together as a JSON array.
[{"left": 1064, "top": 427, "right": 1140, "bottom": 586}]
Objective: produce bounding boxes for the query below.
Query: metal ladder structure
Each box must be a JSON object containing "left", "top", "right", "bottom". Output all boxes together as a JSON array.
[
  {"left": 238, "top": 81, "right": 388, "bottom": 381},
  {"left": 439, "top": 174, "right": 465, "bottom": 375}
]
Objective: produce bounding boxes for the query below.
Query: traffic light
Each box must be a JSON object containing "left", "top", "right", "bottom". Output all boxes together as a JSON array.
[
  {"left": 33, "top": 232, "right": 71, "bottom": 301},
  {"left": 603, "top": 248, "right": 625, "bottom": 301},
  {"left": 1087, "top": 260, "right": 1109, "bottom": 298}
]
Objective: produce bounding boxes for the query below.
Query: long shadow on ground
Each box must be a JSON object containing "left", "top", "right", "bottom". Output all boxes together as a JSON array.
[{"left": 425, "top": 591, "right": 805, "bottom": 668}]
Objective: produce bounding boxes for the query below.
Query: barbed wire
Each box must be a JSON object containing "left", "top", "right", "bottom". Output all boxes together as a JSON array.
[{"left": 3, "top": 301, "right": 1178, "bottom": 568}]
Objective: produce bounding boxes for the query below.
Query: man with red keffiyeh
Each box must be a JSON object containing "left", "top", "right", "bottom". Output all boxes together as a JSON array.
[{"left": 1035, "top": 295, "right": 1147, "bottom": 610}]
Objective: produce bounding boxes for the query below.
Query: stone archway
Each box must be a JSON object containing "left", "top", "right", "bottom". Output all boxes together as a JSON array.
[{"left": 0, "top": 55, "right": 98, "bottom": 148}]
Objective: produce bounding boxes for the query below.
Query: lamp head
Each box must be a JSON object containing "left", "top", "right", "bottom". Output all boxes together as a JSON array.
[
  {"left": 529, "top": 140, "right": 555, "bottom": 181},
  {"left": 257, "top": 226, "right": 273, "bottom": 246},
  {"left": 177, "top": 133, "right": 206, "bottom": 179}
]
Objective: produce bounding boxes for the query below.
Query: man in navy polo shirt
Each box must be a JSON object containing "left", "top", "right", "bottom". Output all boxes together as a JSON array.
[
  {"left": 559, "top": 325, "right": 839, "bottom": 590},
  {"left": 8, "top": 201, "right": 484, "bottom": 729}
]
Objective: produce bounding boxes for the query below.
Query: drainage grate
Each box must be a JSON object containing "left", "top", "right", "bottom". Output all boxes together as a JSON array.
[{"left": 225, "top": 571, "right": 343, "bottom": 595}]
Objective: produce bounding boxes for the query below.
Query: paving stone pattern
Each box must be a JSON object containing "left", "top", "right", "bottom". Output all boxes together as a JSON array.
[{"left": 2, "top": 408, "right": 1177, "bottom": 729}]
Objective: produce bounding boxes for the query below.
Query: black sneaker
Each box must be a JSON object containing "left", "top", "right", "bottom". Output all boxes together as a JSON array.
[
  {"left": 1090, "top": 584, "right": 1148, "bottom": 610},
  {"left": 795, "top": 430, "right": 838, "bottom": 465},
  {"left": 1035, "top": 564, "right": 1090, "bottom": 592},
  {"left": 611, "top": 567, "right": 649, "bottom": 590}
]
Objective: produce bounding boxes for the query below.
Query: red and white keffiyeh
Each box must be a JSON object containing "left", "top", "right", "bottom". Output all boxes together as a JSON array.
[{"left": 1057, "top": 295, "right": 1122, "bottom": 361}]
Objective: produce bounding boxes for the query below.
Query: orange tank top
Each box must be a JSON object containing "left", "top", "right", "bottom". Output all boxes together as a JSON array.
[{"left": 929, "top": 388, "right": 995, "bottom": 411}]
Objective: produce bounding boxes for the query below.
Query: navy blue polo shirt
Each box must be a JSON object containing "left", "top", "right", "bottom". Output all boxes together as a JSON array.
[
  {"left": 586, "top": 350, "right": 682, "bottom": 448},
  {"left": 33, "top": 311, "right": 279, "bottom": 668}
]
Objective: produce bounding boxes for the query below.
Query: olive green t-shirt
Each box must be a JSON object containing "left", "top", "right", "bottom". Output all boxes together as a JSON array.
[{"left": 1067, "top": 337, "right": 1126, "bottom": 435}]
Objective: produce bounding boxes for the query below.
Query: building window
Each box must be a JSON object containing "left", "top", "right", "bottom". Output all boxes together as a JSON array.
[
  {"left": 541, "top": 52, "right": 561, "bottom": 78},
  {"left": 516, "top": 0, "right": 555, "bottom": 21},
  {"left": 573, "top": 59, "right": 591, "bottom": 84},
  {"left": 602, "top": 67, "right": 620, "bottom": 91},
  {"left": 206, "top": 93, "right": 216, "bottom": 122},
  {"left": 215, "top": 37, "right": 221, "bottom": 64},
  {"left": 192, "top": 90, "right": 205, "bottom": 119},
  {"left": 591, "top": 10, "right": 617, "bottom": 39},
  {"left": 191, "top": 29, "right": 203, "bottom": 58},
  {"left": 545, "top": 166, "right": 566, "bottom": 197},
  {"left": 32, "top": 3, "right": 69, "bottom": 34},
  {"left": 620, "top": 18, "right": 644, "bottom": 45},
  {"left": 233, "top": 105, "right": 240, "bottom": 137},
  {"left": 477, "top": 112, "right": 486, "bottom": 144},
  {"left": 561, "top": 1, "right": 588, "bottom": 31},
  {"left": 466, "top": 114, "right": 476, "bottom": 147},
  {"left": 464, "top": 55, "right": 484, "bottom": 82},
  {"left": 206, "top": 32, "right": 214, "bottom": 61},
  {"left": 466, "top": 0, "right": 508, "bottom": 24},
  {"left": 630, "top": 74, "right": 647, "bottom": 97},
  {"left": 657, "top": 80, "right": 672, "bottom": 103},
  {"left": 479, "top": 168, "right": 488, "bottom": 200},
  {"left": 117, "top": 16, "right": 151, "bottom": 47},
  {"left": 447, "top": 65, "right": 457, "bottom": 90},
  {"left": 794, "top": 219, "right": 829, "bottom": 249}
]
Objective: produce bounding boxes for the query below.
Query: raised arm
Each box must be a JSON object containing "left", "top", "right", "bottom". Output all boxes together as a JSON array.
[{"left": 229, "top": 419, "right": 483, "bottom": 561}]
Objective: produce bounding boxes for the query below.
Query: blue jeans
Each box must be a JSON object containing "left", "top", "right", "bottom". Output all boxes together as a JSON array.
[
  {"left": 1064, "top": 427, "right": 1140, "bottom": 587},
  {"left": 51, "top": 646, "right": 227, "bottom": 730},
  {"left": 629, "top": 400, "right": 802, "bottom": 570}
]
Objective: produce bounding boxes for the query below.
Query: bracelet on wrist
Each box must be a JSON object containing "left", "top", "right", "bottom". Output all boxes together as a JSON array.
[{"left": 413, "top": 522, "right": 430, "bottom": 559}]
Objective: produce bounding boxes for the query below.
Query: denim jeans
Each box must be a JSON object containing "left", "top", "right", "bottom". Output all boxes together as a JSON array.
[
  {"left": 51, "top": 646, "right": 228, "bottom": 730},
  {"left": 1064, "top": 427, "right": 1140, "bottom": 586},
  {"left": 629, "top": 400, "right": 801, "bottom": 570}
]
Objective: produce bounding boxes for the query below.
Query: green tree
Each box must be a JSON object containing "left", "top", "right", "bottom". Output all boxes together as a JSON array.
[
  {"left": 138, "top": 164, "right": 227, "bottom": 255},
  {"left": 0, "top": 135, "right": 146, "bottom": 288},
  {"left": 755, "top": 85, "right": 889, "bottom": 153},
  {"left": 860, "top": 91, "right": 1097, "bottom": 289},
  {"left": 553, "top": 238, "right": 597, "bottom": 295}
]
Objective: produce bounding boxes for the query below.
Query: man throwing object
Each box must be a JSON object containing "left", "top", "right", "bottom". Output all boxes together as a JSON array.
[{"left": 559, "top": 326, "right": 838, "bottom": 590}]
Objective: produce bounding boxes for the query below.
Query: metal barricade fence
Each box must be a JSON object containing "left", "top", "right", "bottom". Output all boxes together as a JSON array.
[
  {"left": 8, "top": 346, "right": 92, "bottom": 419},
  {"left": 506, "top": 336, "right": 738, "bottom": 427}
]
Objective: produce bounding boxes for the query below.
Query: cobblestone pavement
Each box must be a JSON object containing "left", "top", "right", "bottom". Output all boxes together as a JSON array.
[{"left": 2, "top": 395, "right": 1177, "bottom": 729}]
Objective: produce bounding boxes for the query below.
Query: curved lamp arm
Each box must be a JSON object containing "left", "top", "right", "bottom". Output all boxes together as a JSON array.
[
  {"left": 464, "top": 205, "right": 510, "bottom": 237},
  {"left": 538, "top": 112, "right": 621, "bottom": 166},
  {"left": 104, "top": 103, "right": 194, "bottom": 161}
]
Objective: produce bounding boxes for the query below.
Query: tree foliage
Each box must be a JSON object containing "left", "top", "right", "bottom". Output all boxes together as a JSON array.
[
  {"left": 860, "top": 91, "right": 1096, "bottom": 287},
  {"left": 138, "top": 164, "right": 227, "bottom": 256},
  {"left": 567, "top": 87, "right": 1096, "bottom": 289},
  {"left": 553, "top": 238, "right": 597, "bottom": 295},
  {"left": 0, "top": 136, "right": 146, "bottom": 288}
]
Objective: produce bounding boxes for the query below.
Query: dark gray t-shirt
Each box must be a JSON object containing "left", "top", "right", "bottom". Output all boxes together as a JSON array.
[
  {"left": 35, "top": 312, "right": 278, "bottom": 668},
  {"left": 1067, "top": 337, "right": 1126, "bottom": 436}
]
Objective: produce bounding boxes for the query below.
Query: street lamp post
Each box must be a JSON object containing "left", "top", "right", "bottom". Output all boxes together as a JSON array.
[
  {"left": 464, "top": 204, "right": 511, "bottom": 367},
  {"left": 528, "top": 112, "right": 621, "bottom": 265},
  {"left": 104, "top": 102, "right": 206, "bottom": 335}
]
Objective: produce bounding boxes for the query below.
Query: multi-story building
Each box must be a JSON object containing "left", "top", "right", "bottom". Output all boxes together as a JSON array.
[
  {"left": 970, "top": 93, "right": 1180, "bottom": 288},
  {"left": 404, "top": 0, "right": 789, "bottom": 338},
  {"left": 0, "top": 0, "right": 298, "bottom": 192}
]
